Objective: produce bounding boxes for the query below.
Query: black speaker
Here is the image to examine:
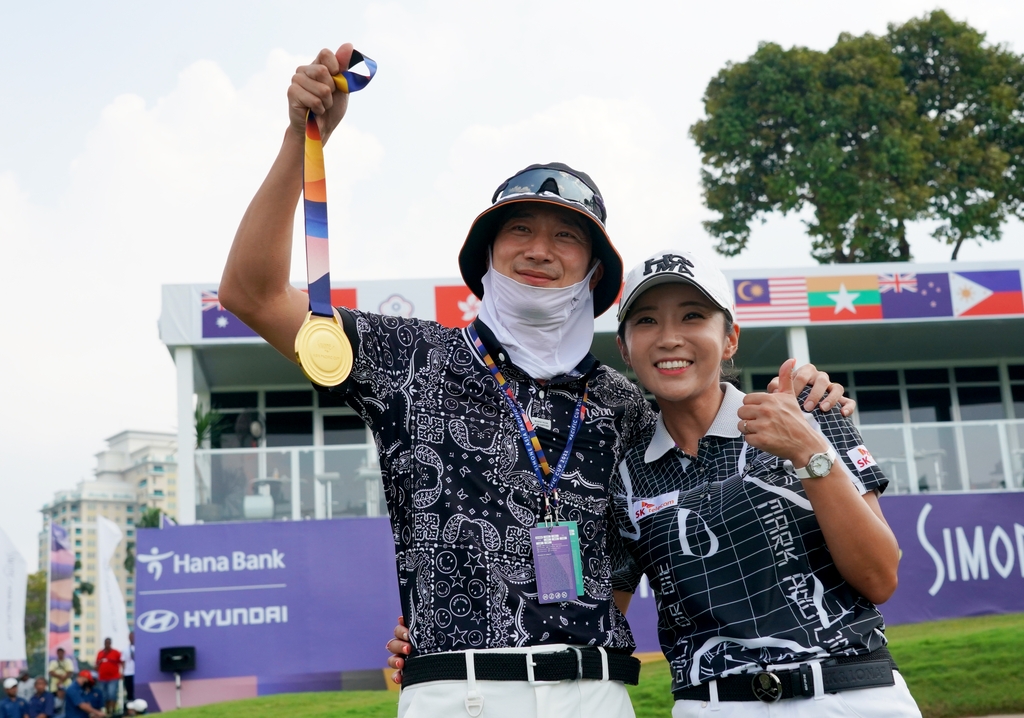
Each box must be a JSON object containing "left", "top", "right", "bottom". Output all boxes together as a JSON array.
[{"left": 159, "top": 646, "right": 196, "bottom": 673}]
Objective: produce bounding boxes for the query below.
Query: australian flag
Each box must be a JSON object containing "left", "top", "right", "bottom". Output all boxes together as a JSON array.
[
  {"left": 202, "top": 291, "right": 258, "bottom": 338},
  {"left": 879, "top": 273, "right": 952, "bottom": 319}
]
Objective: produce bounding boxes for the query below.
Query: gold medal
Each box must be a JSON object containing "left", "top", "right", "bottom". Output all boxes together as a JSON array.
[{"left": 294, "top": 309, "right": 353, "bottom": 387}]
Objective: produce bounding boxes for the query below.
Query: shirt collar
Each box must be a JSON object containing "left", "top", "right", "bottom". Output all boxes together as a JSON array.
[
  {"left": 644, "top": 382, "right": 747, "bottom": 463},
  {"left": 470, "top": 319, "right": 598, "bottom": 383}
]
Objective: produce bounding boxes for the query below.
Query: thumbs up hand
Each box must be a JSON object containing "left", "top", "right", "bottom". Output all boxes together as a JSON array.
[
  {"left": 738, "top": 359, "right": 831, "bottom": 467},
  {"left": 765, "top": 362, "right": 854, "bottom": 416}
]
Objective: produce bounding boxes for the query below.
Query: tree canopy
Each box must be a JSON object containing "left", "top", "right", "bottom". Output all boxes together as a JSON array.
[{"left": 691, "top": 10, "right": 1024, "bottom": 262}]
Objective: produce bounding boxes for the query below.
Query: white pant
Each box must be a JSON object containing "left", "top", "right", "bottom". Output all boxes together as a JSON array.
[
  {"left": 671, "top": 670, "right": 921, "bottom": 718},
  {"left": 397, "top": 646, "right": 636, "bottom": 718}
]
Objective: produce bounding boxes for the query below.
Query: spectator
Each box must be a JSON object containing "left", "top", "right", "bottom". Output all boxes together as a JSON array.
[
  {"left": 94, "top": 641, "right": 121, "bottom": 715},
  {"left": 1, "top": 678, "right": 29, "bottom": 718},
  {"left": 27, "top": 679, "right": 53, "bottom": 718},
  {"left": 62, "top": 673, "right": 102, "bottom": 718},
  {"left": 121, "top": 635, "right": 133, "bottom": 704},
  {"left": 47, "top": 650, "right": 73, "bottom": 695},
  {"left": 14, "top": 675, "right": 32, "bottom": 703}
]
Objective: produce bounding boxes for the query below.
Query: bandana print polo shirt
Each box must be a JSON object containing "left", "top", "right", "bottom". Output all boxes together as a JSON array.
[
  {"left": 610, "top": 383, "right": 890, "bottom": 691},
  {"left": 319, "top": 310, "right": 656, "bottom": 656}
]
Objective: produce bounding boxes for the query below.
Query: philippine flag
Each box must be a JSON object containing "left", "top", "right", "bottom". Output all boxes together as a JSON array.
[{"left": 949, "top": 271, "right": 1024, "bottom": 317}]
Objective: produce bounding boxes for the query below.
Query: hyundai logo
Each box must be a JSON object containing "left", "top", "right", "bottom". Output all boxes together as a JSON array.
[{"left": 137, "top": 609, "right": 179, "bottom": 633}]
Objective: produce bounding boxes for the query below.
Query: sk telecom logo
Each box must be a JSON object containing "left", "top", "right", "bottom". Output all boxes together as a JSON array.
[{"left": 632, "top": 491, "right": 680, "bottom": 520}]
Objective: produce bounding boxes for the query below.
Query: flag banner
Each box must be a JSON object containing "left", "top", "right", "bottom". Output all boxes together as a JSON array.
[
  {"left": 807, "top": 275, "right": 882, "bottom": 321},
  {"left": 97, "top": 517, "right": 131, "bottom": 654},
  {"left": 48, "top": 524, "right": 75, "bottom": 660},
  {"left": 950, "top": 270, "right": 1024, "bottom": 317},
  {"left": 434, "top": 285, "right": 481, "bottom": 328},
  {"left": 733, "top": 278, "right": 810, "bottom": 323},
  {"left": 879, "top": 273, "right": 952, "bottom": 319},
  {"left": 0, "top": 527, "right": 27, "bottom": 663},
  {"left": 201, "top": 291, "right": 258, "bottom": 339}
]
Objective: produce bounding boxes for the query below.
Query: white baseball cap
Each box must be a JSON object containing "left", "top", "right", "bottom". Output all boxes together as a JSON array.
[
  {"left": 3, "top": 678, "right": 18, "bottom": 689},
  {"left": 127, "top": 699, "right": 149, "bottom": 713},
  {"left": 617, "top": 248, "right": 735, "bottom": 324}
]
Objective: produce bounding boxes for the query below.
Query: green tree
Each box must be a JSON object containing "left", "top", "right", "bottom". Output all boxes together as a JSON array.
[
  {"left": 692, "top": 10, "right": 1024, "bottom": 262},
  {"left": 24, "top": 571, "right": 47, "bottom": 655},
  {"left": 71, "top": 560, "right": 94, "bottom": 617},
  {"left": 137, "top": 507, "right": 162, "bottom": 528}
]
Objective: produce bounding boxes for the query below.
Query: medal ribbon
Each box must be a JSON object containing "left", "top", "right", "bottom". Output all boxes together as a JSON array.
[
  {"left": 467, "top": 324, "right": 588, "bottom": 514},
  {"left": 303, "top": 50, "right": 378, "bottom": 317}
]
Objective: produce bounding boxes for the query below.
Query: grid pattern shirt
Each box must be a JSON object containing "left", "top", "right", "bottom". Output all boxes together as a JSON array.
[
  {"left": 321, "top": 310, "right": 655, "bottom": 656},
  {"left": 610, "top": 383, "right": 889, "bottom": 690}
]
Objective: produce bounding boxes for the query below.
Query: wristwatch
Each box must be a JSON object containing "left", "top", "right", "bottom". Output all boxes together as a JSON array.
[{"left": 794, "top": 447, "right": 837, "bottom": 479}]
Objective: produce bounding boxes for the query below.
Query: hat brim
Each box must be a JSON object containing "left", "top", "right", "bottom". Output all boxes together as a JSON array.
[
  {"left": 617, "top": 273, "right": 735, "bottom": 324},
  {"left": 459, "top": 196, "right": 623, "bottom": 317}
]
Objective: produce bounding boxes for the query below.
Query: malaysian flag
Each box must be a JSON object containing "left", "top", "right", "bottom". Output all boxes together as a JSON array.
[{"left": 733, "top": 277, "right": 809, "bottom": 323}]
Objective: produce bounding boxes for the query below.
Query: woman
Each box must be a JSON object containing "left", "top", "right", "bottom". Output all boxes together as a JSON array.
[{"left": 602, "top": 248, "right": 919, "bottom": 716}]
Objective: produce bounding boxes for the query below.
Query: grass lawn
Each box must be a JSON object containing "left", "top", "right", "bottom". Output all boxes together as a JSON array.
[{"left": 170, "top": 613, "right": 1024, "bottom": 718}]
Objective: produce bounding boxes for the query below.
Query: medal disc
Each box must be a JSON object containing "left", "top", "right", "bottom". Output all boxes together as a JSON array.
[{"left": 294, "top": 310, "right": 353, "bottom": 387}]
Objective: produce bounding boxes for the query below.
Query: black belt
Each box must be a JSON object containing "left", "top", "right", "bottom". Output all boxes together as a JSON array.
[
  {"left": 673, "top": 647, "right": 898, "bottom": 703},
  {"left": 402, "top": 647, "right": 641, "bottom": 688}
]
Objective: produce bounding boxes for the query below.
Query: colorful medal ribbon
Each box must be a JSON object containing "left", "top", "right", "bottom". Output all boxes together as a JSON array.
[
  {"left": 467, "top": 324, "right": 588, "bottom": 519},
  {"left": 304, "top": 50, "right": 377, "bottom": 317}
]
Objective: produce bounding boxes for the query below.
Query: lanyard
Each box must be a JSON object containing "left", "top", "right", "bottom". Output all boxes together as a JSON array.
[
  {"left": 467, "top": 324, "right": 588, "bottom": 520},
  {"left": 303, "top": 50, "right": 377, "bottom": 317}
]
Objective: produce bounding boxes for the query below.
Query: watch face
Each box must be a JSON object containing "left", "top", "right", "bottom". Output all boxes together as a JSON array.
[{"left": 809, "top": 454, "right": 832, "bottom": 477}]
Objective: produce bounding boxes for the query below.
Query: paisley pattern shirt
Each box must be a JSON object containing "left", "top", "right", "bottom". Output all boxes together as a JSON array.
[{"left": 320, "top": 310, "right": 655, "bottom": 656}]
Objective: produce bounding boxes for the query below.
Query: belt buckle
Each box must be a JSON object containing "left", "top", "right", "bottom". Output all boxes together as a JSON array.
[
  {"left": 752, "top": 671, "right": 783, "bottom": 703},
  {"left": 525, "top": 650, "right": 560, "bottom": 686}
]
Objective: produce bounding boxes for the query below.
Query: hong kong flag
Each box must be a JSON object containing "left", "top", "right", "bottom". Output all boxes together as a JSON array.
[
  {"left": 435, "top": 285, "right": 480, "bottom": 328},
  {"left": 950, "top": 271, "right": 1024, "bottom": 317}
]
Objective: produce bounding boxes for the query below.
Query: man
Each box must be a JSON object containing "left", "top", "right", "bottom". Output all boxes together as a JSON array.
[
  {"left": 121, "top": 635, "right": 134, "bottom": 704},
  {"left": 1, "top": 678, "right": 29, "bottom": 718},
  {"left": 27, "top": 679, "right": 53, "bottom": 718},
  {"left": 14, "top": 676, "right": 31, "bottom": 703},
  {"left": 61, "top": 673, "right": 102, "bottom": 718},
  {"left": 221, "top": 43, "right": 848, "bottom": 718},
  {"left": 94, "top": 640, "right": 121, "bottom": 716},
  {"left": 47, "top": 649, "right": 73, "bottom": 697}
]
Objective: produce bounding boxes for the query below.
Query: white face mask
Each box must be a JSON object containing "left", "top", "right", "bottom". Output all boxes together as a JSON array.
[{"left": 475, "top": 262, "right": 599, "bottom": 380}]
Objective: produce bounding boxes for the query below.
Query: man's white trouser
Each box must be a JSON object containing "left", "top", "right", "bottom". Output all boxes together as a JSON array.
[
  {"left": 671, "top": 670, "right": 921, "bottom": 718},
  {"left": 397, "top": 645, "right": 636, "bottom": 718}
]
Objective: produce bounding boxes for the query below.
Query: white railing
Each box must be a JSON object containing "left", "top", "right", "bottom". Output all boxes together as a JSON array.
[
  {"left": 857, "top": 418, "right": 1024, "bottom": 494},
  {"left": 193, "top": 444, "right": 384, "bottom": 523},
  {"left": 191, "top": 419, "right": 1024, "bottom": 522}
]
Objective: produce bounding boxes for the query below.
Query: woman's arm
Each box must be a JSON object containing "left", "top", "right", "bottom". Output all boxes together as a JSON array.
[{"left": 737, "top": 360, "right": 900, "bottom": 604}]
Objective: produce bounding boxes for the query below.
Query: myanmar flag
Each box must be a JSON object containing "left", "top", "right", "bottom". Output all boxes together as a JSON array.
[{"left": 807, "top": 275, "right": 882, "bottom": 321}]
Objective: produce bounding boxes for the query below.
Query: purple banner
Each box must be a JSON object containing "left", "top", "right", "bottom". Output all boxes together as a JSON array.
[
  {"left": 134, "top": 519, "right": 400, "bottom": 711},
  {"left": 876, "top": 493, "right": 1024, "bottom": 624}
]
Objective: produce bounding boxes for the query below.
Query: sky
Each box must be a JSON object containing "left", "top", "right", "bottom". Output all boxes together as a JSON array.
[{"left": 2, "top": 0, "right": 1024, "bottom": 570}]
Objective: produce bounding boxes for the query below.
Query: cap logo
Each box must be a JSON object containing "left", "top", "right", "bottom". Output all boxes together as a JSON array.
[{"left": 643, "top": 253, "right": 694, "bottom": 278}]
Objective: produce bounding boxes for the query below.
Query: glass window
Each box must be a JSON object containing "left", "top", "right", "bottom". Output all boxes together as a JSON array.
[
  {"left": 1007, "top": 364, "right": 1024, "bottom": 381},
  {"left": 1012, "top": 385, "right": 1024, "bottom": 419},
  {"left": 265, "top": 411, "right": 313, "bottom": 446},
  {"left": 854, "top": 370, "right": 899, "bottom": 386},
  {"left": 211, "top": 392, "right": 258, "bottom": 410},
  {"left": 957, "top": 385, "right": 1005, "bottom": 421},
  {"left": 825, "top": 371, "right": 849, "bottom": 387},
  {"left": 907, "top": 388, "right": 953, "bottom": 422},
  {"left": 323, "top": 415, "right": 366, "bottom": 445},
  {"left": 856, "top": 390, "right": 903, "bottom": 424},
  {"left": 266, "top": 390, "right": 313, "bottom": 408},
  {"left": 905, "top": 368, "right": 950, "bottom": 385},
  {"left": 954, "top": 366, "right": 1000, "bottom": 383},
  {"left": 750, "top": 374, "right": 778, "bottom": 392}
]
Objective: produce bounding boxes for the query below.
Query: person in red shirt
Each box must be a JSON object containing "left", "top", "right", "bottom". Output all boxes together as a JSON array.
[{"left": 94, "top": 639, "right": 122, "bottom": 715}]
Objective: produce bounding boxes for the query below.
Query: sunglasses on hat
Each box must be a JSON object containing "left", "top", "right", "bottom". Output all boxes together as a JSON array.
[{"left": 492, "top": 168, "right": 606, "bottom": 224}]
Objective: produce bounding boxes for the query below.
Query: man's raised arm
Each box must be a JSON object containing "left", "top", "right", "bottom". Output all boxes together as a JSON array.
[{"left": 219, "top": 43, "right": 356, "bottom": 360}]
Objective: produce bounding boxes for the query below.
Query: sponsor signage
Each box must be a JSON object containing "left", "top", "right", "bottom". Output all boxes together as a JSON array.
[
  {"left": 876, "top": 493, "right": 1024, "bottom": 624},
  {"left": 134, "top": 518, "right": 401, "bottom": 708}
]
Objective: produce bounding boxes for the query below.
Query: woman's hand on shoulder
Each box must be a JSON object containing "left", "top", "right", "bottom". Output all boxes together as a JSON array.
[{"left": 738, "top": 359, "right": 831, "bottom": 467}]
